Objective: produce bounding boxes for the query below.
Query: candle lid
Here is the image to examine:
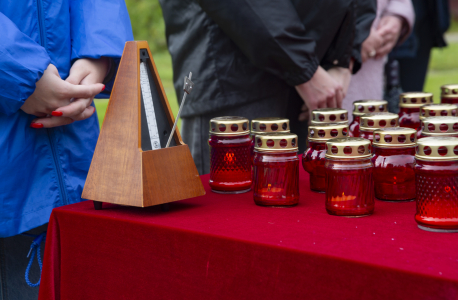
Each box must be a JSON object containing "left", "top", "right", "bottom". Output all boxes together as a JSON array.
[
  {"left": 210, "top": 116, "right": 249, "bottom": 136},
  {"left": 373, "top": 127, "right": 417, "bottom": 148},
  {"left": 360, "top": 113, "right": 399, "bottom": 132},
  {"left": 352, "top": 100, "right": 388, "bottom": 116},
  {"left": 254, "top": 132, "right": 298, "bottom": 152},
  {"left": 441, "top": 84, "right": 458, "bottom": 96},
  {"left": 399, "top": 92, "right": 433, "bottom": 108},
  {"left": 251, "top": 117, "right": 290, "bottom": 134},
  {"left": 415, "top": 137, "right": 458, "bottom": 161},
  {"left": 325, "top": 137, "right": 372, "bottom": 159},
  {"left": 420, "top": 104, "right": 458, "bottom": 120},
  {"left": 308, "top": 123, "right": 349, "bottom": 142},
  {"left": 311, "top": 108, "right": 348, "bottom": 125},
  {"left": 421, "top": 116, "right": 458, "bottom": 136}
]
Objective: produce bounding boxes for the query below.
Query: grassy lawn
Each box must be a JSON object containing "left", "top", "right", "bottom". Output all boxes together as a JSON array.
[{"left": 95, "top": 39, "right": 458, "bottom": 127}]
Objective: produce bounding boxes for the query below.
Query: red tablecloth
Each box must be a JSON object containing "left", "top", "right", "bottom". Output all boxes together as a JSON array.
[{"left": 39, "top": 166, "right": 458, "bottom": 300}]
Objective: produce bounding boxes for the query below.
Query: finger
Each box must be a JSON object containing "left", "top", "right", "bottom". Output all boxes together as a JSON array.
[
  {"left": 54, "top": 98, "right": 93, "bottom": 118},
  {"left": 298, "top": 111, "right": 309, "bottom": 122},
  {"left": 326, "top": 90, "right": 337, "bottom": 108},
  {"left": 66, "top": 64, "right": 90, "bottom": 85},
  {"left": 335, "top": 89, "right": 344, "bottom": 108},
  {"left": 31, "top": 116, "right": 74, "bottom": 128},
  {"left": 376, "top": 42, "right": 395, "bottom": 59},
  {"left": 60, "top": 82, "right": 104, "bottom": 99},
  {"left": 69, "top": 106, "right": 96, "bottom": 121}
]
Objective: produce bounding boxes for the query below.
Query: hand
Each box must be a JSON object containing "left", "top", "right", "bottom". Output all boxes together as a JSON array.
[
  {"left": 295, "top": 66, "right": 343, "bottom": 122},
  {"left": 30, "top": 58, "right": 109, "bottom": 128},
  {"left": 361, "top": 28, "right": 384, "bottom": 63},
  {"left": 375, "top": 15, "right": 403, "bottom": 59},
  {"left": 21, "top": 64, "right": 105, "bottom": 128},
  {"left": 327, "top": 67, "right": 352, "bottom": 98}
]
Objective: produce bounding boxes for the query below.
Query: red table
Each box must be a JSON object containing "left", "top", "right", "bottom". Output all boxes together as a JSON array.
[{"left": 39, "top": 167, "right": 458, "bottom": 300}]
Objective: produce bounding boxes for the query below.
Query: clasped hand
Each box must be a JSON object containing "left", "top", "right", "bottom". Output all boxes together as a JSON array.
[{"left": 21, "top": 58, "right": 109, "bottom": 128}]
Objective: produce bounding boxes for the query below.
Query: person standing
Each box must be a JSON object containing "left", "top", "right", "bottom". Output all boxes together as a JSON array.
[
  {"left": 341, "top": 0, "right": 415, "bottom": 114},
  {"left": 160, "top": 0, "right": 376, "bottom": 174},
  {"left": 0, "top": 0, "right": 133, "bottom": 298}
]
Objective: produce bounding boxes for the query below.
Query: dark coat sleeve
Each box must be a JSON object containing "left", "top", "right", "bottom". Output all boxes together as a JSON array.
[
  {"left": 352, "top": 0, "right": 377, "bottom": 73},
  {"left": 197, "top": 0, "right": 320, "bottom": 86}
]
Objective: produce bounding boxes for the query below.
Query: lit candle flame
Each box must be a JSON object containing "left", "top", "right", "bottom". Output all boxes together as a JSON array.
[
  {"left": 331, "top": 192, "right": 357, "bottom": 202},
  {"left": 224, "top": 152, "right": 235, "bottom": 164}
]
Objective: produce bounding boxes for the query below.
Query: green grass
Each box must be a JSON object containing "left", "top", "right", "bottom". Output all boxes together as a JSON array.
[{"left": 94, "top": 51, "right": 179, "bottom": 128}]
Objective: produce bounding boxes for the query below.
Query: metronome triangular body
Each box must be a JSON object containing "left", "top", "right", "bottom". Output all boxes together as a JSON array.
[{"left": 82, "top": 41, "right": 205, "bottom": 208}]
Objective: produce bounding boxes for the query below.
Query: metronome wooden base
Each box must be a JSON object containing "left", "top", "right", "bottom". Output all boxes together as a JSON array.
[{"left": 93, "top": 201, "right": 170, "bottom": 212}]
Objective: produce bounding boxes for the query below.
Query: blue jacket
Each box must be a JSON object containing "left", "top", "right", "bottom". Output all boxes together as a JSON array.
[{"left": 0, "top": 0, "right": 133, "bottom": 237}]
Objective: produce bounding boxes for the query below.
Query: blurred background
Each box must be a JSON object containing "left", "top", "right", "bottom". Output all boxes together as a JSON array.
[{"left": 94, "top": 0, "right": 458, "bottom": 128}]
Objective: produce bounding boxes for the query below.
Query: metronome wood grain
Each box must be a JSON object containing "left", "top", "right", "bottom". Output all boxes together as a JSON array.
[{"left": 82, "top": 41, "right": 205, "bottom": 208}]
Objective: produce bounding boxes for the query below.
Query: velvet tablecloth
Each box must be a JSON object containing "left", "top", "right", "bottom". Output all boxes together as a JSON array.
[{"left": 39, "top": 167, "right": 458, "bottom": 300}]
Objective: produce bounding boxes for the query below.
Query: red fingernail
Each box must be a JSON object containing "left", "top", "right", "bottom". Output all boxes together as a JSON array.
[
  {"left": 51, "top": 111, "right": 63, "bottom": 117},
  {"left": 101, "top": 85, "right": 106, "bottom": 91},
  {"left": 30, "top": 123, "right": 44, "bottom": 129}
]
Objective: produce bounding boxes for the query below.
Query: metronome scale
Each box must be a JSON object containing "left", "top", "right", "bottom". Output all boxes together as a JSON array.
[{"left": 82, "top": 41, "right": 205, "bottom": 210}]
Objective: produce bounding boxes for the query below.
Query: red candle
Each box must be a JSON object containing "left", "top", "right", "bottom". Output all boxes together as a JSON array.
[
  {"left": 311, "top": 108, "right": 348, "bottom": 126},
  {"left": 303, "top": 123, "right": 349, "bottom": 193},
  {"left": 349, "top": 100, "right": 388, "bottom": 137},
  {"left": 209, "top": 116, "right": 252, "bottom": 194},
  {"left": 418, "top": 104, "right": 458, "bottom": 137},
  {"left": 359, "top": 112, "right": 399, "bottom": 144},
  {"left": 372, "top": 128, "right": 417, "bottom": 201},
  {"left": 325, "top": 138, "right": 374, "bottom": 217},
  {"left": 415, "top": 137, "right": 458, "bottom": 232},
  {"left": 441, "top": 84, "right": 458, "bottom": 104},
  {"left": 419, "top": 116, "right": 458, "bottom": 140},
  {"left": 253, "top": 133, "right": 299, "bottom": 206},
  {"left": 398, "top": 92, "right": 433, "bottom": 130}
]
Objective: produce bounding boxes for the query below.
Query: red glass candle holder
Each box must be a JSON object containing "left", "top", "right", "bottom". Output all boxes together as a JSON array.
[
  {"left": 250, "top": 118, "right": 290, "bottom": 175},
  {"left": 372, "top": 128, "right": 417, "bottom": 201},
  {"left": 349, "top": 100, "right": 388, "bottom": 137},
  {"left": 253, "top": 133, "right": 299, "bottom": 206},
  {"left": 325, "top": 138, "right": 374, "bottom": 217},
  {"left": 209, "top": 117, "right": 252, "bottom": 194},
  {"left": 420, "top": 116, "right": 458, "bottom": 140},
  {"left": 359, "top": 112, "right": 399, "bottom": 144},
  {"left": 303, "top": 123, "right": 349, "bottom": 193},
  {"left": 398, "top": 92, "right": 433, "bottom": 129},
  {"left": 441, "top": 84, "right": 458, "bottom": 104},
  {"left": 415, "top": 137, "right": 458, "bottom": 232},
  {"left": 418, "top": 104, "right": 458, "bottom": 138},
  {"left": 311, "top": 108, "right": 348, "bottom": 125}
]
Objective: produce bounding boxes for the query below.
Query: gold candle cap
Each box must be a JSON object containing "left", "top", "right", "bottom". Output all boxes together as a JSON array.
[
  {"left": 352, "top": 100, "right": 388, "bottom": 116},
  {"left": 254, "top": 132, "right": 298, "bottom": 153},
  {"left": 420, "top": 104, "right": 458, "bottom": 120},
  {"left": 360, "top": 113, "right": 400, "bottom": 132},
  {"left": 308, "top": 123, "right": 349, "bottom": 142},
  {"left": 421, "top": 116, "right": 458, "bottom": 137},
  {"left": 310, "top": 108, "right": 348, "bottom": 125},
  {"left": 441, "top": 84, "right": 458, "bottom": 96},
  {"left": 251, "top": 117, "right": 290, "bottom": 134},
  {"left": 373, "top": 127, "right": 417, "bottom": 148},
  {"left": 399, "top": 92, "right": 433, "bottom": 108},
  {"left": 210, "top": 116, "right": 249, "bottom": 136},
  {"left": 325, "top": 138, "right": 372, "bottom": 159},
  {"left": 415, "top": 137, "right": 458, "bottom": 161}
]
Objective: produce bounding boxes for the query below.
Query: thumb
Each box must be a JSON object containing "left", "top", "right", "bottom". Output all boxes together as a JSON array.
[
  {"left": 62, "top": 81, "right": 105, "bottom": 99},
  {"left": 65, "top": 66, "right": 89, "bottom": 85}
]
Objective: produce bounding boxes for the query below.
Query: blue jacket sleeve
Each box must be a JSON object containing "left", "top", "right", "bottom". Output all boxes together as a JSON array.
[
  {"left": 0, "top": 13, "right": 51, "bottom": 116},
  {"left": 70, "top": 0, "right": 134, "bottom": 93}
]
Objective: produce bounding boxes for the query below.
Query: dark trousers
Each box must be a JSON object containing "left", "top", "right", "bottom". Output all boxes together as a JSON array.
[
  {"left": 0, "top": 224, "right": 47, "bottom": 300},
  {"left": 182, "top": 88, "right": 307, "bottom": 175}
]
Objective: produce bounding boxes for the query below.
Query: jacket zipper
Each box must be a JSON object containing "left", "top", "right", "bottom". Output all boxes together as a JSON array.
[
  {"left": 36, "top": 0, "right": 47, "bottom": 50},
  {"left": 36, "top": 0, "right": 69, "bottom": 205}
]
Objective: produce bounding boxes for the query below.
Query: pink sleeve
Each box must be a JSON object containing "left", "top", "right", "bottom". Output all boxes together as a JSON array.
[{"left": 383, "top": 0, "right": 415, "bottom": 44}]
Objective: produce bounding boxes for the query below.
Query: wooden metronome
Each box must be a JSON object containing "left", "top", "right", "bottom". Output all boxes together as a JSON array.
[{"left": 82, "top": 41, "right": 205, "bottom": 210}]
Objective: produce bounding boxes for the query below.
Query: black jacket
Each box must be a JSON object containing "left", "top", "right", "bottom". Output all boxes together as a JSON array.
[{"left": 160, "top": 0, "right": 376, "bottom": 118}]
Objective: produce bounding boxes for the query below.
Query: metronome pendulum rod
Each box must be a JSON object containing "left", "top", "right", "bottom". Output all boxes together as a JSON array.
[{"left": 166, "top": 72, "right": 193, "bottom": 148}]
